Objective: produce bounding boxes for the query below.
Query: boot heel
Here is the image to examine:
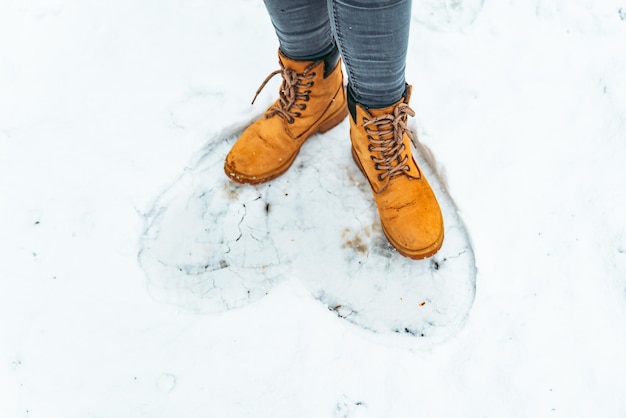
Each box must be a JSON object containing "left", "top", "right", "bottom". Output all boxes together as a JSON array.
[{"left": 318, "top": 107, "right": 349, "bottom": 133}]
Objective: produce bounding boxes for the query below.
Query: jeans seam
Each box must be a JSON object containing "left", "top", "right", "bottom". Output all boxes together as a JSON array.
[{"left": 331, "top": 0, "right": 359, "bottom": 100}]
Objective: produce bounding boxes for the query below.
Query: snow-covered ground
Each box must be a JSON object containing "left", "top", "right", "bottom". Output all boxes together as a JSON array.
[{"left": 2, "top": 0, "right": 626, "bottom": 416}]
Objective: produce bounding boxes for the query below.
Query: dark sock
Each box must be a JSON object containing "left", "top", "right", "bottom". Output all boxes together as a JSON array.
[{"left": 281, "top": 44, "right": 340, "bottom": 78}]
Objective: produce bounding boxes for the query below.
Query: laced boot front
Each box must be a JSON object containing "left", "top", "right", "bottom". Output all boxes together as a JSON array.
[
  {"left": 349, "top": 86, "right": 444, "bottom": 259},
  {"left": 224, "top": 49, "right": 348, "bottom": 184}
]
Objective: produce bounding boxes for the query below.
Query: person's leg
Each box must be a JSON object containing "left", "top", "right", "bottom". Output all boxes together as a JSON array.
[
  {"left": 329, "top": 0, "right": 444, "bottom": 259},
  {"left": 263, "top": 0, "right": 335, "bottom": 60},
  {"left": 328, "top": 0, "right": 411, "bottom": 108}
]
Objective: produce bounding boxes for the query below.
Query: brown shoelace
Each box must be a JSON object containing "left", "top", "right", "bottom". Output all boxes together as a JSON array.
[
  {"left": 364, "top": 102, "right": 421, "bottom": 192},
  {"left": 251, "top": 61, "right": 316, "bottom": 124}
]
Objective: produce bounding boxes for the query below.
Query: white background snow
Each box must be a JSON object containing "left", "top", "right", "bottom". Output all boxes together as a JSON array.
[{"left": 2, "top": 0, "right": 626, "bottom": 416}]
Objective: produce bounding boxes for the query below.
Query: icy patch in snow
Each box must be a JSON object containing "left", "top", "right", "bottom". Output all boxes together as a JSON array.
[
  {"left": 139, "top": 119, "right": 476, "bottom": 343},
  {"left": 138, "top": 135, "right": 293, "bottom": 313},
  {"left": 291, "top": 123, "right": 476, "bottom": 342}
]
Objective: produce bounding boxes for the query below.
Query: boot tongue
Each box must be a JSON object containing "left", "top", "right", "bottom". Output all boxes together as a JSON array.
[
  {"left": 365, "top": 85, "right": 413, "bottom": 117},
  {"left": 278, "top": 51, "right": 319, "bottom": 74}
]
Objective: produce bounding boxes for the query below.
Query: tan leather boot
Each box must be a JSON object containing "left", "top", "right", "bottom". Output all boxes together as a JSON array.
[
  {"left": 349, "top": 86, "right": 444, "bottom": 259},
  {"left": 225, "top": 49, "right": 348, "bottom": 184}
]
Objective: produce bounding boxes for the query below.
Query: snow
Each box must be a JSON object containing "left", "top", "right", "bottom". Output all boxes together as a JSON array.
[{"left": 2, "top": 0, "right": 626, "bottom": 416}]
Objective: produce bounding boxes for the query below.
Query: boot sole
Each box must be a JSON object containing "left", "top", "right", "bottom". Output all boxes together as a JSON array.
[
  {"left": 224, "top": 106, "right": 349, "bottom": 185},
  {"left": 351, "top": 146, "right": 444, "bottom": 260}
]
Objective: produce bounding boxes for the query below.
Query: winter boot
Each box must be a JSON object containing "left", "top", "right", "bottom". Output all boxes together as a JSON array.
[
  {"left": 348, "top": 85, "right": 444, "bottom": 260},
  {"left": 224, "top": 48, "right": 348, "bottom": 184}
]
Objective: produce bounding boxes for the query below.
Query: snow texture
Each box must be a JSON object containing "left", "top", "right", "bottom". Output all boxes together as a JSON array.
[{"left": 2, "top": 0, "right": 626, "bottom": 417}]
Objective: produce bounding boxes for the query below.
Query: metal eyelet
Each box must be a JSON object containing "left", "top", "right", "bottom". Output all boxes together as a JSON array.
[
  {"left": 377, "top": 174, "right": 384, "bottom": 181},
  {"left": 368, "top": 145, "right": 374, "bottom": 151}
]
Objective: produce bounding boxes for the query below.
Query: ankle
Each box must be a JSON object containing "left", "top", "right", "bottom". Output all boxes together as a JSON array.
[{"left": 280, "top": 45, "right": 341, "bottom": 78}]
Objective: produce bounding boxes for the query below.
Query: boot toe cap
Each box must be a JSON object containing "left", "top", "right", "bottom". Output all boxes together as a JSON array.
[
  {"left": 376, "top": 182, "right": 444, "bottom": 259},
  {"left": 381, "top": 210, "right": 444, "bottom": 258},
  {"left": 224, "top": 125, "right": 294, "bottom": 184}
]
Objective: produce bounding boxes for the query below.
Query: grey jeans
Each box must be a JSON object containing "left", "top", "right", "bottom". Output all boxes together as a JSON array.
[{"left": 263, "top": 0, "right": 412, "bottom": 108}]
